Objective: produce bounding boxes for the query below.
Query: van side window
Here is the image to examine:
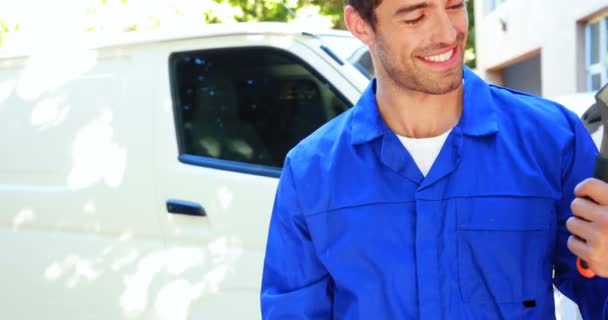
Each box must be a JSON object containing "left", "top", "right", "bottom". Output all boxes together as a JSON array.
[{"left": 170, "top": 47, "right": 351, "bottom": 172}]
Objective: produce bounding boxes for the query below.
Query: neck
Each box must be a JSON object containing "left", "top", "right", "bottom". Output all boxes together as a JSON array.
[{"left": 375, "top": 77, "right": 463, "bottom": 138}]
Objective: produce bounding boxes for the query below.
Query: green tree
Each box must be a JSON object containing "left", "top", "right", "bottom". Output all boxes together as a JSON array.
[
  {"left": 228, "top": 0, "right": 295, "bottom": 22},
  {"left": 0, "top": 19, "right": 19, "bottom": 48},
  {"left": 466, "top": 0, "right": 476, "bottom": 68},
  {"left": 311, "top": 0, "right": 346, "bottom": 29},
  {"left": 0, "top": 0, "right": 477, "bottom": 64},
  {"left": 0, "top": 20, "right": 7, "bottom": 48}
]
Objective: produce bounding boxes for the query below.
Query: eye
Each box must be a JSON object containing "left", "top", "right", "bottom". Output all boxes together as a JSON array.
[
  {"left": 448, "top": 1, "right": 465, "bottom": 9},
  {"left": 403, "top": 15, "right": 425, "bottom": 25}
]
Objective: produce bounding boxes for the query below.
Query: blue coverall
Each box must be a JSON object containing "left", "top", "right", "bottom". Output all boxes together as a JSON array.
[{"left": 261, "top": 67, "right": 608, "bottom": 319}]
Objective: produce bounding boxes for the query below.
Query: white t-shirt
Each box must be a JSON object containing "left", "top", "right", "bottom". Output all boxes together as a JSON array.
[{"left": 397, "top": 129, "right": 452, "bottom": 176}]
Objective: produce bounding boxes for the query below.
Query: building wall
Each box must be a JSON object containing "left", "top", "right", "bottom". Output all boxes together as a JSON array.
[{"left": 474, "top": 0, "right": 607, "bottom": 96}]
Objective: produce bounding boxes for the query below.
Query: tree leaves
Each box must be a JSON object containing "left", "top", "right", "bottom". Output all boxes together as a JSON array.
[{"left": 0, "top": 0, "right": 476, "bottom": 65}]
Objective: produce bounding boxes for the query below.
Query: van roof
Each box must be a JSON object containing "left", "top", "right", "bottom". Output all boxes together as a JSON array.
[{"left": 0, "top": 22, "right": 352, "bottom": 59}]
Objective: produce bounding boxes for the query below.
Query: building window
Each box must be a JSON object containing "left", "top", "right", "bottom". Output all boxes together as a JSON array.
[
  {"left": 169, "top": 47, "right": 352, "bottom": 174},
  {"left": 586, "top": 15, "right": 608, "bottom": 91}
]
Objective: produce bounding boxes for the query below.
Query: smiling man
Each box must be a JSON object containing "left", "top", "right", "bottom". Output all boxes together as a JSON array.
[{"left": 260, "top": 0, "right": 608, "bottom": 319}]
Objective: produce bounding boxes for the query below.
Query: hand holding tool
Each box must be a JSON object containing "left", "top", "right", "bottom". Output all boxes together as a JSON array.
[{"left": 577, "top": 82, "right": 608, "bottom": 278}]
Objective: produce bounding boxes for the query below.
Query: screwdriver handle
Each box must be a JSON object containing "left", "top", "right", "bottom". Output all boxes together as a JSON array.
[
  {"left": 577, "top": 257, "right": 596, "bottom": 278},
  {"left": 577, "top": 155, "right": 608, "bottom": 278}
]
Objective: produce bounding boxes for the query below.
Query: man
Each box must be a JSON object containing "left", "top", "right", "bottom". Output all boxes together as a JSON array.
[{"left": 260, "top": 0, "right": 608, "bottom": 318}]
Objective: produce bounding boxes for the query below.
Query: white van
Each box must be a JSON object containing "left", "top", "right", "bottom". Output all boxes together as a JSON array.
[{"left": 0, "top": 23, "right": 369, "bottom": 320}]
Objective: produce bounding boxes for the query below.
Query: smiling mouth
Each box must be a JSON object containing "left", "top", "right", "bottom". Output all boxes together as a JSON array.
[{"left": 421, "top": 48, "right": 455, "bottom": 63}]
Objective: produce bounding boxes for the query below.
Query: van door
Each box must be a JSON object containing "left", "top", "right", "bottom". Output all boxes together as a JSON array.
[{"left": 147, "top": 34, "right": 362, "bottom": 319}]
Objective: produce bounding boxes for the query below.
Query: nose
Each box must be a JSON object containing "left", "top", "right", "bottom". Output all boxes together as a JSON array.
[{"left": 432, "top": 10, "right": 459, "bottom": 45}]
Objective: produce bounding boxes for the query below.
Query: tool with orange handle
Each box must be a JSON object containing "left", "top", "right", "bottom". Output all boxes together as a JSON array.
[{"left": 577, "top": 82, "right": 608, "bottom": 278}]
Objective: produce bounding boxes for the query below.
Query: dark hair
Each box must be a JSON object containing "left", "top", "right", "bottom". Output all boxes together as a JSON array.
[{"left": 346, "top": 0, "right": 383, "bottom": 28}]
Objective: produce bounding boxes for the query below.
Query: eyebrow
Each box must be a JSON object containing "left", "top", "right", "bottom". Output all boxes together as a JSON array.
[{"left": 393, "top": 2, "right": 431, "bottom": 17}]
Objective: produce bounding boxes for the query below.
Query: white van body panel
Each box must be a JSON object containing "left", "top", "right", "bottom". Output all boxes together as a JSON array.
[
  {"left": 0, "top": 47, "right": 164, "bottom": 319},
  {"left": 0, "top": 24, "right": 367, "bottom": 320}
]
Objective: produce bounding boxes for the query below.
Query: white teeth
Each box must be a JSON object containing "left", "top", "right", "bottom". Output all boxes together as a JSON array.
[{"left": 423, "top": 49, "right": 454, "bottom": 62}]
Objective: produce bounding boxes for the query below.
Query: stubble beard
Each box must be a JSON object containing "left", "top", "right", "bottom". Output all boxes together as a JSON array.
[{"left": 375, "top": 33, "right": 465, "bottom": 95}]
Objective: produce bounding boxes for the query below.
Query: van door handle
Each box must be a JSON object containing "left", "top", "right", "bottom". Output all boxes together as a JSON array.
[{"left": 166, "top": 200, "right": 206, "bottom": 217}]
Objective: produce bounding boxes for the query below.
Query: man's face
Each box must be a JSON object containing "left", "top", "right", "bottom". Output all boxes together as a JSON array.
[{"left": 370, "top": 0, "right": 469, "bottom": 95}]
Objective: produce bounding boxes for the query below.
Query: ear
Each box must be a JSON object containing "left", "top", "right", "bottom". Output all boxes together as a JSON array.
[{"left": 344, "top": 5, "right": 374, "bottom": 46}]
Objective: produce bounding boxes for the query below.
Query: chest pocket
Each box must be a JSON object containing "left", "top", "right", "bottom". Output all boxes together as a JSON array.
[{"left": 456, "top": 197, "right": 555, "bottom": 304}]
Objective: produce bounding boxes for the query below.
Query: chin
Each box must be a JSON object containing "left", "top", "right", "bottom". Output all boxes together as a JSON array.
[
  {"left": 440, "top": 68, "right": 463, "bottom": 89},
  {"left": 424, "top": 75, "right": 463, "bottom": 95},
  {"left": 387, "top": 63, "right": 464, "bottom": 94}
]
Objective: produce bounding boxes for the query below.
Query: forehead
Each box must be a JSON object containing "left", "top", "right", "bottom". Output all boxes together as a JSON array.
[{"left": 376, "top": 0, "right": 450, "bottom": 11}]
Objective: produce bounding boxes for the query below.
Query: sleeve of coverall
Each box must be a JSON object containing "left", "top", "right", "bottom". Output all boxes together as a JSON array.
[
  {"left": 553, "top": 114, "right": 608, "bottom": 319},
  {"left": 260, "top": 157, "right": 333, "bottom": 319}
]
